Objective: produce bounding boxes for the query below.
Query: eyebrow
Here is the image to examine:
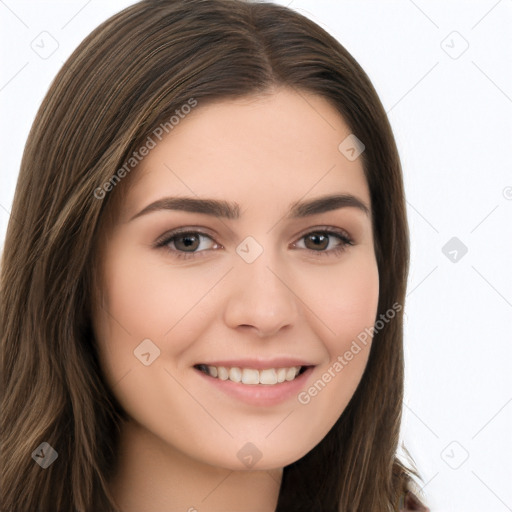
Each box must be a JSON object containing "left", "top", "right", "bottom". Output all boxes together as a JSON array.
[{"left": 129, "top": 193, "right": 370, "bottom": 222}]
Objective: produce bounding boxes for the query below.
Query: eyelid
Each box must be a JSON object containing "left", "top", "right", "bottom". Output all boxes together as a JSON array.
[
  {"left": 293, "top": 225, "right": 353, "bottom": 244},
  {"left": 153, "top": 226, "right": 219, "bottom": 248},
  {"left": 153, "top": 225, "right": 354, "bottom": 259}
]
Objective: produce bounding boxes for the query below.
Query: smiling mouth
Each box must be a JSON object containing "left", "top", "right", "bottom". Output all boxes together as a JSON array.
[{"left": 194, "top": 364, "right": 310, "bottom": 385}]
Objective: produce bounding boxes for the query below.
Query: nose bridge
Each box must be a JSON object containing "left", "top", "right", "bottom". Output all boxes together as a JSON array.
[{"left": 222, "top": 236, "right": 299, "bottom": 336}]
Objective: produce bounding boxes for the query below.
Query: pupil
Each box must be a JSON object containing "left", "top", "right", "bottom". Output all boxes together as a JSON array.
[
  {"left": 178, "top": 234, "right": 198, "bottom": 251},
  {"left": 307, "top": 233, "right": 327, "bottom": 250}
]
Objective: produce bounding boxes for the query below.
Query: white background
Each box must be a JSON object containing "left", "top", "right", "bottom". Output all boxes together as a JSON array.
[{"left": 1, "top": 1, "right": 511, "bottom": 511}]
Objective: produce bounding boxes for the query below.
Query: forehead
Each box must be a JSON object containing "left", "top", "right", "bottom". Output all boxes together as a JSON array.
[{"left": 122, "top": 88, "right": 369, "bottom": 219}]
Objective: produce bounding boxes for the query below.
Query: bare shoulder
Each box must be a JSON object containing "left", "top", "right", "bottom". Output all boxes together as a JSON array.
[{"left": 400, "top": 488, "right": 430, "bottom": 512}]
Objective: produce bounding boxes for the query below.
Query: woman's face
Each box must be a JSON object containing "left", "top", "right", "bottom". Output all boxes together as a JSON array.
[{"left": 92, "top": 87, "right": 379, "bottom": 470}]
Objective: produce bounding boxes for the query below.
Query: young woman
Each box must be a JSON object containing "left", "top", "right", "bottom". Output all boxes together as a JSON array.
[{"left": 1, "top": 1, "right": 429, "bottom": 510}]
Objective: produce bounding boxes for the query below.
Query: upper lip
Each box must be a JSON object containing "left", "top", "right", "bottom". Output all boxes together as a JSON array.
[{"left": 195, "top": 358, "right": 316, "bottom": 370}]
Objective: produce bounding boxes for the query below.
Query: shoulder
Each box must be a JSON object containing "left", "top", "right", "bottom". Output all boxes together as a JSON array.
[{"left": 400, "top": 488, "right": 430, "bottom": 512}]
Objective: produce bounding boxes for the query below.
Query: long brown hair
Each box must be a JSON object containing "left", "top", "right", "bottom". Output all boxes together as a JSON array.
[{"left": 1, "top": 1, "right": 424, "bottom": 510}]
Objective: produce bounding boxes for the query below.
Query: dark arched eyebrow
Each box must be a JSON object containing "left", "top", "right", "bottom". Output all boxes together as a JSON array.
[
  {"left": 286, "top": 194, "right": 370, "bottom": 218},
  {"left": 129, "top": 193, "right": 370, "bottom": 222}
]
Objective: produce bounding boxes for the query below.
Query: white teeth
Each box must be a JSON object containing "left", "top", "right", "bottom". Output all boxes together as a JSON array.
[
  {"left": 228, "top": 367, "right": 242, "bottom": 383},
  {"left": 201, "top": 365, "right": 304, "bottom": 385},
  {"left": 217, "top": 366, "right": 229, "bottom": 380},
  {"left": 259, "top": 368, "right": 278, "bottom": 385},
  {"left": 285, "top": 367, "right": 297, "bottom": 381},
  {"left": 242, "top": 368, "right": 260, "bottom": 385}
]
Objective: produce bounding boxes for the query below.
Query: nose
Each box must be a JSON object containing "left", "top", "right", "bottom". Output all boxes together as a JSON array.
[{"left": 222, "top": 251, "right": 300, "bottom": 338}]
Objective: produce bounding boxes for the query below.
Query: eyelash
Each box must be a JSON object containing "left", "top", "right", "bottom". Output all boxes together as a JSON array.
[{"left": 154, "top": 226, "right": 354, "bottom": 261}]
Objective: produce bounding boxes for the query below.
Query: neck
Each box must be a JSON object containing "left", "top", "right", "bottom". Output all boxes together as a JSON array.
[{"left": 109, "top": 419, "right": 283, "bottom": 512}]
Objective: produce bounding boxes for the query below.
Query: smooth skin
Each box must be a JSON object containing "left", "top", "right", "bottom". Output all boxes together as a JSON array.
[{"left": 92, "top": 87, "right": 379, "bottom": 512}]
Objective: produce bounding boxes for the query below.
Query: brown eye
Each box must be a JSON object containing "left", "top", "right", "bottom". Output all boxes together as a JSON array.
[
  {"left": 303, "top": 232, "right": 329, "bottom": 251},
  {"left": 155, "top": 226, "right": 353, "bottom": 261},
  {"left": 173, "top": 233, "right": 201, "bottom": 252},
  {"left": 292, "top": 228, "right": 354, "bottom": 257},
  {"left": 155, "top": 230, "right": 219, "bottom": 260}
]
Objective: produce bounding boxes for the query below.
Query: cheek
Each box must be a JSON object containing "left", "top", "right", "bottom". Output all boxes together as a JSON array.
[
  {"left": 92, "top": 244, "right": 176, "bottom": 386},
  {"left": 97, "top": 246, "right": 191, "bottom": 337},
  {"left": 297, "top": 254, "right": 379, "bottom": 420},
  {"left": 309, "top": 253, "right": 380, "bottom": 346},
  {"left": 93, "top": 242, "right": 226, "bottom": 386}
]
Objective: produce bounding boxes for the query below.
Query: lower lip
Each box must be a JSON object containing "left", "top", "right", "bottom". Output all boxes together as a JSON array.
[{"left": 194, "top": 366, "right": 316, "bottom": 407}]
